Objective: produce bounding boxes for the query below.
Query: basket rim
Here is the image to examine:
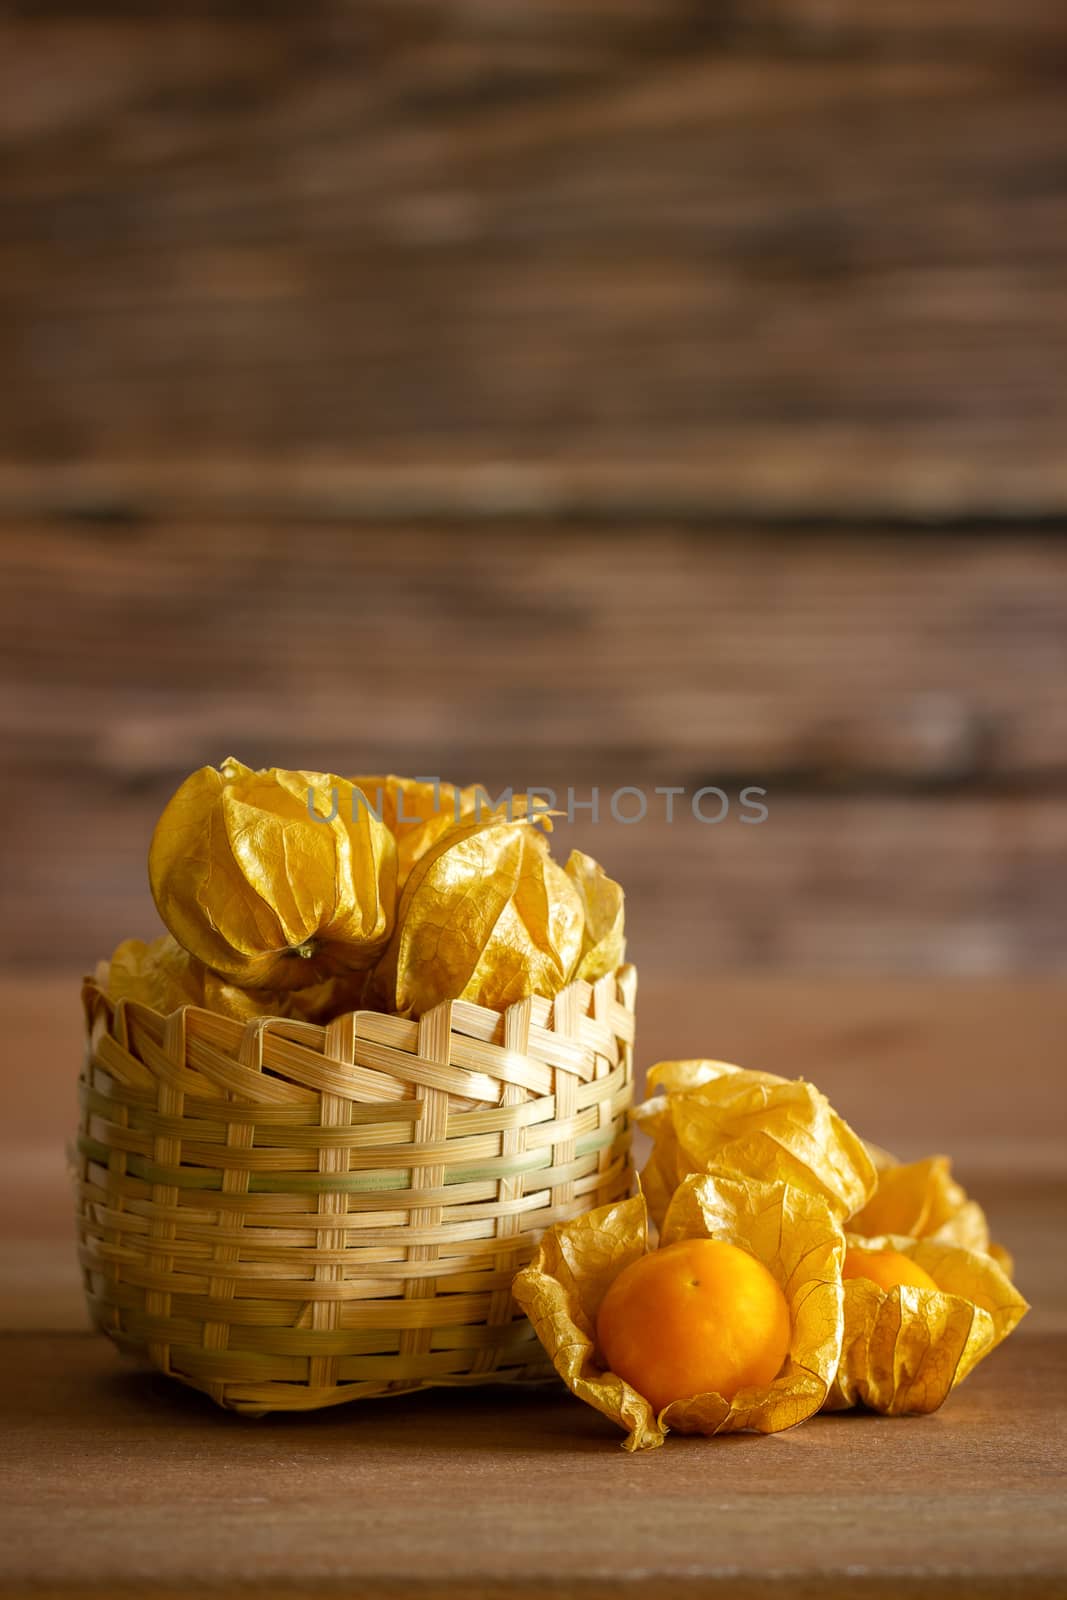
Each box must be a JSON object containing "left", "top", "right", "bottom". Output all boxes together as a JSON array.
[
  {"left": 82, "top": 961, "right": 637, "bottom": 1036},
  {"left": 80, "top": 964, "right": 637, "bottom": 1110}
]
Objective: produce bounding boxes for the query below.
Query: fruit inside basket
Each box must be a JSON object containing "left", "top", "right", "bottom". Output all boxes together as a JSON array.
[{"left": 76, "top": 763, "right": 634, "bottom": 1412}]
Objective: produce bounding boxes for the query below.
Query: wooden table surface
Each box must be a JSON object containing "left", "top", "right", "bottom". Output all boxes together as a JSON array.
[{"left": 2, "top": 975, "right": 1065, "bottom": 1597}]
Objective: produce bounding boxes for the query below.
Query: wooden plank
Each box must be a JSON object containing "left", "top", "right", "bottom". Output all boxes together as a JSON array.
[
  {"left": 3, "top": 8, "right": 1067, "bottom": 516},
  {"left": 5, "top": 524, "right": 1066, "bottom": 782},
  {"left": 0, "top": 1329, "right": 1063, "bottom": 1597},
  {"left": 3, "top": 523, "right": 1067, "bottom": 974},
  {"left": 11, "top": 783, "right": 1067, "bottom": 976},
  {"left": 633, "top": 977, "right": 1067, "bottom": 1183}
]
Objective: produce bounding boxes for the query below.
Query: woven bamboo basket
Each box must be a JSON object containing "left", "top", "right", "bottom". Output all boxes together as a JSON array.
[{"left": 76, "top": 966, "right": 636, "bottom": 1414}]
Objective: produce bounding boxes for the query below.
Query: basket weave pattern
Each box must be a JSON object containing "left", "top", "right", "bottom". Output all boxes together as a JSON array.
[{"left": 76, "top": 967, "right": 636, "bottom": 1413}]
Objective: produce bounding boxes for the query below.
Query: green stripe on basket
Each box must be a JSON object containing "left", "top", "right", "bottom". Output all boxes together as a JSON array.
[
  {"left": 446, "top": 1123, "right": 618, "bottom": 1184},
  {"left": 79, "top": 1135, "right": 224, "bottom": 1190},
  {"left": 248, "top": 1169, "right": 413, "bottom": 1193},
  {"left": 78, "top": 1120, "right": 621, "bottom": 1195}
]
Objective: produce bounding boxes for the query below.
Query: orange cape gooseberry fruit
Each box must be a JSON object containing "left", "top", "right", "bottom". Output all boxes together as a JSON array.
[
  {"left": 595, "top": 1237, "right": 791, "bottom": 1412},
  {"left": 842, "top": 1245, "right": 938, "bottom": 1294}
]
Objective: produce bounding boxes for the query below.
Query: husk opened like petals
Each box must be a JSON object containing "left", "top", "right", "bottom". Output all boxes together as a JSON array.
[
  {"left": 513, "top": 1172, "right": 845, "bottom": 1451},
  {"left": 564, "top": 850, "right": 626, "bottom": 983},
  {"left": 826, "top": 1232, "right": 1028, "bottom": 1415},
  {"left": 372, "top": 817, "right": 584, "bottom": 1016},
  {"left": 634, "top": 1060, "right": 877, "bottom": 1228},
  {"left": 513, "top": 1195, "right": 665, "bottom": 1453},
  {"left": 149, "top": 758, "right": 397, "bottom": 989}
]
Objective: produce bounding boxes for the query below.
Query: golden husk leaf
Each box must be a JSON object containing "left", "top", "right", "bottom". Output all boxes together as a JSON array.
[
  {"left": 370, "top": 816, "right": 585, "bottom": 1016},
  {"left": 200, "top": 970, "right": 365, "bottom": 1025},
  {"left": 149, "top": 758, "right": 397, "bottom": 989},
  {"left": 850, "top": 1153, "right": 1015, "bottom": 1277},
  {"left": 852, "top": 1155, "right": 987, "bottom": 1252},
  {"left": 634, "top": 1060, "right": 877, "bottom": 1228},
  {"left": 826, "top": 1232, "right": 1029, "bottom": 1415},
  {"left": 513, "top": 1194, "right": 663, "bottom": 1453},
  {"left": 349, "top": 775, "right": 460, "bottom": 841},
  {"left": 512, "top": 1171, "right": 845, "bottom": 1451},
  {"left": 351, "top": 776, "right": 555, "bottom": 889},
  {"left": 564, "top": 849, "right": 626, "bottom": 983},
  {"left": 98, "top": 933, "right": 363, "bottom": 1023},
  {"left": 98, "top": 934, "right": 204, "bottom": 1014},
  {"left": 863, "top": 1139, "right": 901, "bottom": 1173}
]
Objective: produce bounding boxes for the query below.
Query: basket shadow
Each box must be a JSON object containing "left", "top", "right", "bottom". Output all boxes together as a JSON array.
[{"left": 95, "top": 1361, "right": 630, "bottom": 1454}]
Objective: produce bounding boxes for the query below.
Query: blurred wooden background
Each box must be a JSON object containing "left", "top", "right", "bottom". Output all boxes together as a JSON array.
[{"left": 2, "top": 0, "right": 1067, "bottom": 987}]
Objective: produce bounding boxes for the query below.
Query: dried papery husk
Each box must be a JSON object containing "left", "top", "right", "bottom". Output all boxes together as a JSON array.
[
  {"left": 98, "top": 934, "right": 204, "bottom": 1014},
  {"left": 852, "top": 1154, "right": 988, "bottom": 1250},
  {"left": 149, "top": 758, "right": 397, "bottom": 989},
  {"left": 202, "top": 971, "right": 367, "bottom": 1024},
  {"left": 513, "top": 1171, "right": 845, "bottom": 1451},
  {"left": 863, "top": 1139, "right": 901, "bottom": 1173},
  {"left": 850, "top": 1154, "right": 1014, "bottom": 1276},
  {"left": 348, "top": 774, "right": 462, "bottom": 840},
  {"left": 513, "top": 1194, "right": 663, "bottom": 1453},
  {"left": 371, "top": 816, "right": 584, "bottom": 1017},
  {"left": 634, "top": 1060, "right": 876, "bottom": 1229},
  {"left": 564, "top": 850, "right": 626, "bottom": 983},
  {"left": 352, "top": 775, "right": 556, "bottom": 889},
  {"left": 825, "top": 1232, "right": 1029, "bottom": 1415},
  {"left": 633, "top": 1095, "right": 681, "bottom": 1236},
  {"left": 350, "top": 775, "right": 465, "bottom": 888},
  {"left": 98, "top": 933, "right": 364, "bottom": 1024}
]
